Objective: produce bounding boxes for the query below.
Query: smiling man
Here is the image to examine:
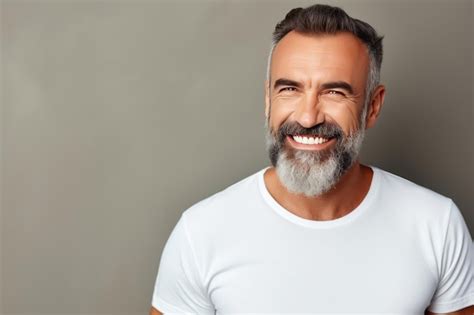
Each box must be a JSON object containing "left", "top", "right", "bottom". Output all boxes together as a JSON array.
[{"left": 150, "top": 4, "right": 473, "bottom": 314}]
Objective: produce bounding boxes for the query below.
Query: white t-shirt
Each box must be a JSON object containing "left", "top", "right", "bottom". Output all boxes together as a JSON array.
[{"left": 151, "top": 166, "right": 473, "bottom": 314}]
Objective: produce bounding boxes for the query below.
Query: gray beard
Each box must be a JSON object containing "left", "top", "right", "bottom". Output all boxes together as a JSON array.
[{"left": 264, "top": 114, "right": 366, "bottom": 197}]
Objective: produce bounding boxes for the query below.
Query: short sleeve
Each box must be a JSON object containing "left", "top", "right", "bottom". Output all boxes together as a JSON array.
[
  {"left": 151, "top": 213, "right": 215, "bottom": 314},
  {"left": 428, "top": 200, "right": 474, "bottom": 313}
]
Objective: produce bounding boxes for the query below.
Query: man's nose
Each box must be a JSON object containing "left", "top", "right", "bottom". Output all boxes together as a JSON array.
[{"left": 293, "top": 93, "right": 325, "bottom": 128}]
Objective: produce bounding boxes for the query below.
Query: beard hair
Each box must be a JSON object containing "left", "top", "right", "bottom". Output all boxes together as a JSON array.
[{"left": 264, "top": 108, "right": 367, "bottom": 197}]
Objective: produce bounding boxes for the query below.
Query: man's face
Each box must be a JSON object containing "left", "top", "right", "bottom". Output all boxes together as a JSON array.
[{"left": 265, "top": 31, "right": 371, "bottom": 197}]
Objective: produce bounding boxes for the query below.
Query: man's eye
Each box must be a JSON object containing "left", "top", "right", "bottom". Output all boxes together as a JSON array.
[
  {"left": 280, "top": 87, "right": 297, "bottom": 92},
  {"left": 327, "top": 90, "right": 345, "bottom": 96}
]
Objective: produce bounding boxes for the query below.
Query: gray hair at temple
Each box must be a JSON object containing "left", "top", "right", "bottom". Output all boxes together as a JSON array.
[{"left": 266, "top": 4, "right": 384, "bottom": 103}]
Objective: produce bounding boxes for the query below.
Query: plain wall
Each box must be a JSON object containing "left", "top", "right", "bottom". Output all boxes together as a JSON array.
[{"left": 1, "top": 0, "right": 472, "bottom": 314}]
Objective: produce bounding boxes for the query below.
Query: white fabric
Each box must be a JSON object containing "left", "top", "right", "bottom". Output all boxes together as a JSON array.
[{"left": 151, "top": 166, "right": 474, "bottom": 314}]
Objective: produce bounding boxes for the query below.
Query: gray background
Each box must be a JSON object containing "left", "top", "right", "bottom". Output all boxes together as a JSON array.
[{"left": 1, "top": 0, "right": 472, "bottom": 314}]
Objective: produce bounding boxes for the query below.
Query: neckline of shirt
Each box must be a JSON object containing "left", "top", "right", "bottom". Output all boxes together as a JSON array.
[{"left": 257, "top": 165, "right": 381, "bottom": 229}]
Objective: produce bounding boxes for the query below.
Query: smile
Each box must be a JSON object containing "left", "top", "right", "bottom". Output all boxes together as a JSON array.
[
  {"left": 292, "top": 135, "right": 329, "bottom": 144},
  {"left": 286, "top": 135, "right": 336, "bottom": 150}
]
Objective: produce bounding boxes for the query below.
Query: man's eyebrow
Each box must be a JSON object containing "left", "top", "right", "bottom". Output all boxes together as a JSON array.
[
  {"left": 320, "top": 81, "right": 354, "bottom": 94},
  {"left": 273, "top": 78, "right": 303, "bottom": 90},
  {"left": 273, "top": 79, "right": 355, "bottom": 94}
]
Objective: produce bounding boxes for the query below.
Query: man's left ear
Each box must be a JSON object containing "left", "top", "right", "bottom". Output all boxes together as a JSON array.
[
  {"left": 264, "top": 80, "right": 271, "bottom": 119},
  {"left": 365, "top": 85, "right": 386, "bottom": 129}
]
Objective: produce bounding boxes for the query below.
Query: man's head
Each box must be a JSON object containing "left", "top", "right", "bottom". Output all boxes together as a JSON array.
[{"left": 265, "top": 4, "right": 385, "bottom": 197}]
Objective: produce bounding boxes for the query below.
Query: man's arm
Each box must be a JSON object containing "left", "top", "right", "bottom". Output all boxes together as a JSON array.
[
  {"left": 425, "top": 305, "right": 474, "bottom": 315},
  {"left": 149, "top": 306, "right": 163, "bottom": 315},
  {"left": 150, "top": 214, "right": 215, "bottom": 313}
]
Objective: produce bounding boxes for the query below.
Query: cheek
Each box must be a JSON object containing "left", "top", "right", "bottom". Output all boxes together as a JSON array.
[
  {"left": 269, "top": 99, "right": 298, "bottom": 129},
  {"left": 319, "top": 100, "right": 360, "bottom": 134}
]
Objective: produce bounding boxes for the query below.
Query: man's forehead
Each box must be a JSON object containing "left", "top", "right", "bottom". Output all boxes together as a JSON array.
[{"left": 270, "top": 31, "right": 369, "bottom": 83}]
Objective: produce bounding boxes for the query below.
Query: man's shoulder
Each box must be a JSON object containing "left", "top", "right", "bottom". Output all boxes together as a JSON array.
[
  {"left": 376, "top": 166, "right": 448, "bottom": 198},
  {"left": 374, "top": 166, "right": 453, "bottom": 214},
  {"left": 183, "top": 167, "right": 267, "bottom": 222}
]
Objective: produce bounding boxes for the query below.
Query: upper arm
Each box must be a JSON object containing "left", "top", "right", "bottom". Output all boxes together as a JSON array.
[
  {"left": 150, "top": 213, "right": 215, "bottom": 314},
  {"left": 425, "top": 305, "right": 474, "bottom": 315},
  {"left": 149, "top": 306, "right": 163, "bottom": 315},
  {"left": 427, "top": 201, "right": 473, "bottom": 313}
]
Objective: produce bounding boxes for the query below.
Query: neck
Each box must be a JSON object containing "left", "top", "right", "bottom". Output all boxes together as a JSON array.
[{"left": 264, "top": 161, "right": 373, "bottom": 221}]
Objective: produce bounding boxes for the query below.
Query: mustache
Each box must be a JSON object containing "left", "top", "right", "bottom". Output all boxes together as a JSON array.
[{"left": 276, "top": 121, "right": 344, "bottom": 143}]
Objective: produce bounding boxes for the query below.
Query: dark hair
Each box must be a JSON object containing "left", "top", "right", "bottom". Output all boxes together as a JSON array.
[{"left": 268, "top": 4, "right": 384, "bottom": 97}]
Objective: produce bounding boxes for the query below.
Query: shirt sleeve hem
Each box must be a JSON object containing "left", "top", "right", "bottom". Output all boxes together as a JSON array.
[
  {"left": 152, "top": 296, "right": 193, "bottom": 315},
  {"left": 428, "top": 293, "right": 474, "bottom": 313}
]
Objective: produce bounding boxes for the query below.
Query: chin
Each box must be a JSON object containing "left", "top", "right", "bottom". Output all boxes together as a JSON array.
[{"left": 275, "top": 150, "right": 344, "bottom": 197}]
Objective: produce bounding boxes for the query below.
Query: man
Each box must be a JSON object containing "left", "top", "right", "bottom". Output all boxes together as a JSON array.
[{"left": 150, "top": 4, "right": 473, "bottom": 314}]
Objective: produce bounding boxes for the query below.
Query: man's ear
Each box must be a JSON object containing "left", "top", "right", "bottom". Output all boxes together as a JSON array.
[
  {"left": 365, "top": 85, "right": 385, "bottom": 129},
  {"left": 265, "top": 80, "right": 270, "bottom": 119}
]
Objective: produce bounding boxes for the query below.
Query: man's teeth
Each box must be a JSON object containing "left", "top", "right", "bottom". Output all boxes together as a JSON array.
[{"left": 292, "top": 135, "right": 329, "bottom": 145}]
